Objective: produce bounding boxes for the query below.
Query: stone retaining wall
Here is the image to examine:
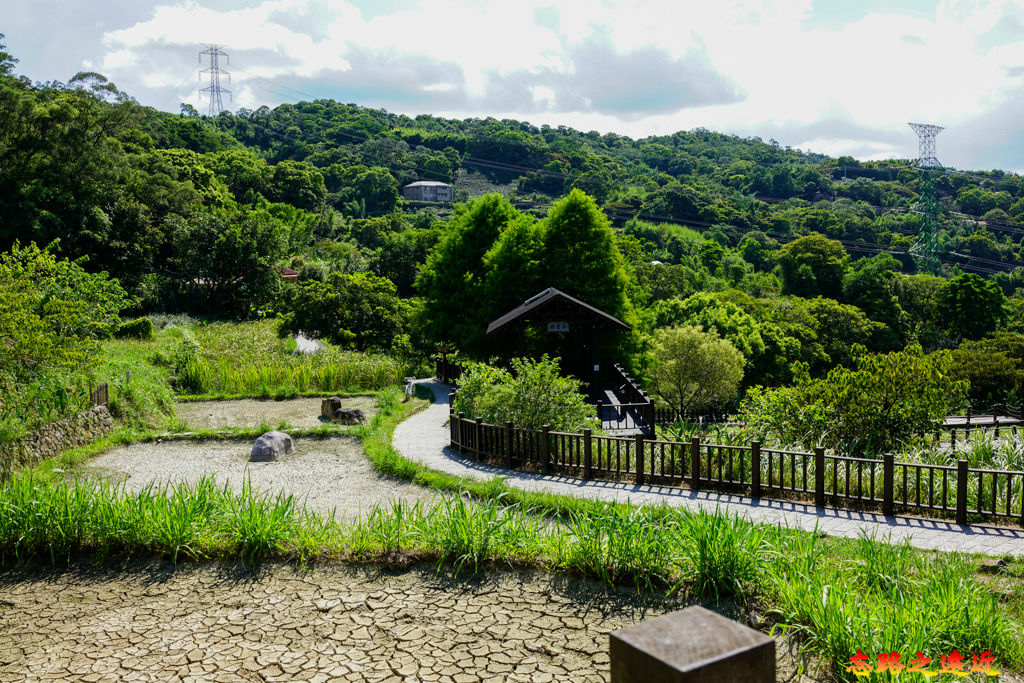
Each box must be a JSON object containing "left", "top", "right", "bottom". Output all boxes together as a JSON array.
[{"left": 0, "top": 405, "right": 113, "bottom": 476}]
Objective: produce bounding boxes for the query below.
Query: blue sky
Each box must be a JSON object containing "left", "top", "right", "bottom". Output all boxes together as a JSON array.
[{"left": 5, "top": 0, "right": 1024, "bottom": 172}]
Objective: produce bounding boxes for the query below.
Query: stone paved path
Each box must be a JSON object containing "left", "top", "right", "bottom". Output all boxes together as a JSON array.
[
  {"left": 395, "top": 380, "right": 1024, "bottom": 557},
  {"left": 0, "top": 563, "right": 689, "bottom": 682}
]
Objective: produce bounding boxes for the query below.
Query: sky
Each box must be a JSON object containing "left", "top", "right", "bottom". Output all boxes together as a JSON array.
[{"left": 4, "top": 0, "right": 1024, "bottom": 172}]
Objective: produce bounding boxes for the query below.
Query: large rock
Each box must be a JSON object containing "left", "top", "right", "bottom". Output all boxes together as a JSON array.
[{"left": 250, "top": 431, "right": 294, "bottom": 462}]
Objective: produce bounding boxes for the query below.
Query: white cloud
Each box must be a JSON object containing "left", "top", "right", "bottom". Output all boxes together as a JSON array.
[{"left": 85, "top": 0, "right": 1024, "bottom": 168}]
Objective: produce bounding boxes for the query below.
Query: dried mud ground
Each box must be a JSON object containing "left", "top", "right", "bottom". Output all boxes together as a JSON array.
[
  {"left": 82, "top": 436, "right": 439, "bottom": 520},
  {"left": 0, "top": 562, "right": 822, "bottom": 683},
  {"left": 174, "top": 397, "right": 377, "bottom": 431}
]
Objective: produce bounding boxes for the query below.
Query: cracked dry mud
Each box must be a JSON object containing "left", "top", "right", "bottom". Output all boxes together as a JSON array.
[{"left": 0, "top": 563, "right": 690, "bottom": 682}]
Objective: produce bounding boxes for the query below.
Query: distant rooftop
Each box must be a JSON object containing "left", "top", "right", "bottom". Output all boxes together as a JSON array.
[{"left": 404, "top": 180, "right": 451, "bottom": 187}]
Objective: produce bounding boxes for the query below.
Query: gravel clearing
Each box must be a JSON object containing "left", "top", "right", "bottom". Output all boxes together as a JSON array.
[
  {"left": 83, "top": 436, "right": 439, "bottom": 519},
  {"left": 174, "top": 396, "right": 376, "bottom": 430}
]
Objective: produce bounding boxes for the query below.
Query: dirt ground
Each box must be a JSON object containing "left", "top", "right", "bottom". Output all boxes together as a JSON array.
[
  {"left": 0, "top": 561, "right": 828, "bottom": 683},
  {"left": 174, "top": 396, "right": 377, "bottom": 431},
  {"left": 83, "top": 436, "right": 439, "bottom": 519}
]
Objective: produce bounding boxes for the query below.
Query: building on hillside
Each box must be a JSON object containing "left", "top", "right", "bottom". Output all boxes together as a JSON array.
[{"left": 402, "top": 180, "right": 453, "bottom": 203}]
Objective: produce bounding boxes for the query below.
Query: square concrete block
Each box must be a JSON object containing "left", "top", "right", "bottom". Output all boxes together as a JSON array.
[{"left": 609, "top": 606, "right": 775, "bottom": 683}]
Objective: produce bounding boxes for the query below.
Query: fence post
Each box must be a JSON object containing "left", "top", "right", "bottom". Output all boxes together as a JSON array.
[
  {"left": 690, "top": 436, "right": 701, "bottom": 489},
  {"left": 583, "top": 428, "right": 593, "bottom": 480},
  {"left": 635, "top": 433, "right": 646, "bottom": 486},
  {"left": 751, "top": 441, "right": 761, "bottom": 499},
  {"left": 883, "top": 453, "right": 894, "bottom": 516},
  {"left": 450, "top": 411, "right": 459, "bottom": 449},
  {"left": 956, "top": 459, "right": 968, "bottom": 525},
  {"left": 505, "top": 421, "right": 514, "bottom": 469},
  {"left": 457, "top": 412, "right": 465, "bottom": 452},
  {"left": 542, "top": 425, "right": 551, "bottom": 472},
  {"left": 814, "top": 447, "right": 825, "bottom": 508},
  {"left": 995, "top": 418, "right": 1001, "bottom": 439},
  {"left": 474, "top": 418, "right": 483, "bottom": 460},
  {"left": 951, "top": 428, "right": 957, "bottom": 449}
]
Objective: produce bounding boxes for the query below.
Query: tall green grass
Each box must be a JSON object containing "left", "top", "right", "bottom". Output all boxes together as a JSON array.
[
  {"left": 2, "top": 471, "right": 1021, "bottom": 679},
  {"left": 165, "top": 321, "right": 404, "bottom": 396},
  {"left": 765, "top": 530, "right": 1022, "bottom": 681}
]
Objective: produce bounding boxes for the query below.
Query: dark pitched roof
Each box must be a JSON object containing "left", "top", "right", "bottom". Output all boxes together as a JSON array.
[{"left": 486, "top": 288, "right": 630, "bottom": 335}]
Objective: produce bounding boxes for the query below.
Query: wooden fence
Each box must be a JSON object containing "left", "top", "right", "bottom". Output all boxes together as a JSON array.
[
  {"left": 89, "top": 382, "right": 108, "bottom": 407},
  {"left": 448, "top": 411, "right": 1024, "bottom": 526}
]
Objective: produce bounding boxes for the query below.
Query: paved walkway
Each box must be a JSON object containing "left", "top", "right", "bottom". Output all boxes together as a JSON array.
[{"left": 394, "top": 380, "right": 1024, "bottom": 557}]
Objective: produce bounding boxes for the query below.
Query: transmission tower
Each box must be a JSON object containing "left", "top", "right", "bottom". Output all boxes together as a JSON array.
[
  {"left": 908, "top": 122, "right": 944, "bottom": 168},
  {"left": 908, "top": 170, "right": 943, "bottom": 274},
  {"left": 199, "top": 44, "right": 231, "bottom": 116}
]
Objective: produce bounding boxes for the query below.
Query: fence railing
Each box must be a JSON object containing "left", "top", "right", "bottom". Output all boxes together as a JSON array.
[{"left": 448, "top": 411, "right": 1024, "bottom": 526}]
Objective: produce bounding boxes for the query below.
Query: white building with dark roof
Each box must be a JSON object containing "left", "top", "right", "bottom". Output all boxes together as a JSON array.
[{"left": 402, "top": 180, "right": 453, "bottom": 203}]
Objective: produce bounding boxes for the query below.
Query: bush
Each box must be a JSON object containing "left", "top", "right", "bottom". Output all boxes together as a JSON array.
[
  {"left": 114, "top": 317, "right": 155, "bottom": 340},
  {"left": 453, "top": 356, "right": 596, "bottom": 432},
  {"left": 740, "top": 345, "right": 966, "bottom": 454}
]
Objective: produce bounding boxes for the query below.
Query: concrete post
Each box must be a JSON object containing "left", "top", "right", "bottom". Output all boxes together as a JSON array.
[
  {"left": 542, "top": 425, "right": 551, "bottom": 472},
  {"left": 505, "top": 421, "right": 514, "bottom": 469},
  {"left": 610, "top": 606, "right": 775, "bottom": 683},
  {"left": 883, "top": 453, "right": 894, "bottom": 516},
  {"left": 957, "top": 459, "right": 969, "bottom": 525}
]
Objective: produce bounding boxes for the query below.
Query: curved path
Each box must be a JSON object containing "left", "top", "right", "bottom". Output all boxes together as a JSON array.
[{"left": 394, "top": 380, "right": 1024, "bottom": 557}]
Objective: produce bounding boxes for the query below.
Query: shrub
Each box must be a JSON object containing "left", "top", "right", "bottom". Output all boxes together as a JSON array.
[
  {"left": 114, "top": 317, "right": 155, "bottom": 340},
  {"left": 740, "top": 345, "right": 966, "bottom": 453},
  {"left": 453, "top": 356, "right": 596, "bottom": 432}
]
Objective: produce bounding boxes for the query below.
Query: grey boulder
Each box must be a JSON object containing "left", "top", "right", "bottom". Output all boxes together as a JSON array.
[{"left": 250, "top": 431, "right": 294, "bottom": 462}]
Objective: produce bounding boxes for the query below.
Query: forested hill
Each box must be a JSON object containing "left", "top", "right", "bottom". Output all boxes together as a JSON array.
[
  {"left": 6, "top": 29, "right": 1024, "bottom": 410},
  {"left": 134, "top": 94, "right": 1024, "bottom": 280}
]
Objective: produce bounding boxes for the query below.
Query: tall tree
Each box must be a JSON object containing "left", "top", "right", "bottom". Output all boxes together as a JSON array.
[
  {"left": 541, "top": 189, "right": 636, "bottom": 325},
  {"left": 650, "top": 326, "right": 744, "bottom": 415},
  {"left": 416, "top": 194, "right": 520, "bottom": 354}
]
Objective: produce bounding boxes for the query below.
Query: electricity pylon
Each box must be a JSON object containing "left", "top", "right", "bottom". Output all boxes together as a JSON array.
[
  {"left": 908, "top": 122, "right": 943, "bottom": 168},
  {"left": 905, "top": 123, "right": 946, "bottom": 273},
  {"left": 199, "top": 44, "right": 231, "bottom": 116}
]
